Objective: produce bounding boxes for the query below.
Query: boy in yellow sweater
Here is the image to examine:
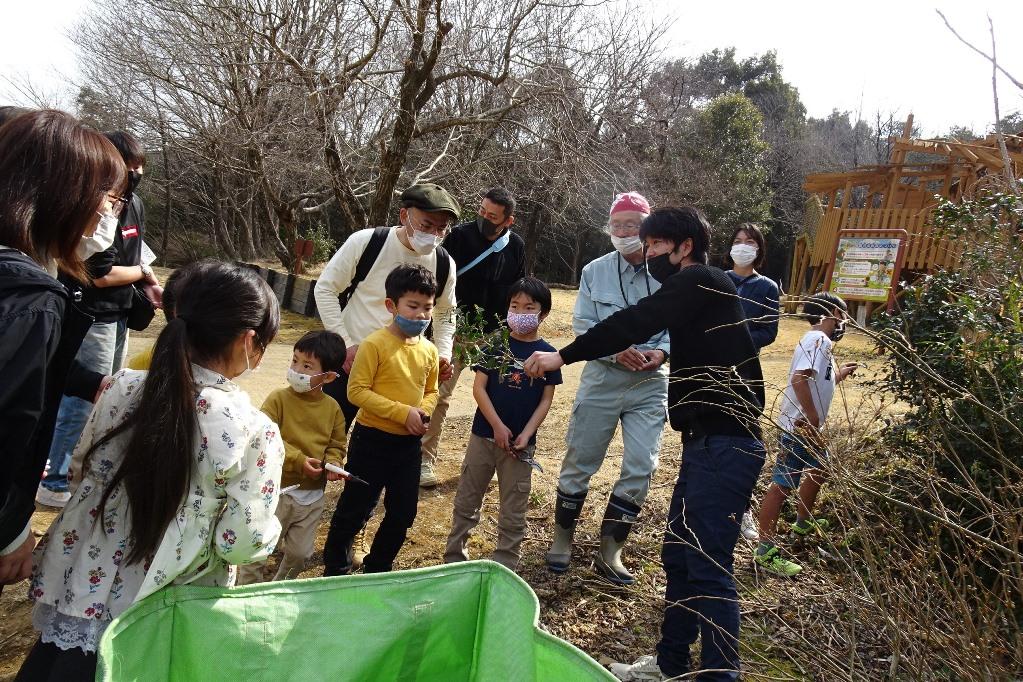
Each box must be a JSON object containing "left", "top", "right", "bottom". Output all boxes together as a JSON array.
[
  {"left": 322, "top": 264, "right": 440, "bottom": 575},
  {"left": 237, "top": 330, "right": 348, "bottom": 584}
]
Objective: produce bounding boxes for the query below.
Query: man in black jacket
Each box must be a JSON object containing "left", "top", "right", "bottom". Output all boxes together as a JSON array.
[
  {"left": 35, "top": 131, "right": 161, "bottom": 508},
  {"left": 524, "top": 207, "right": 766, "bottom": 682},
  {"left": 419, "top": 187, "right": 526, "bottom": 487}
]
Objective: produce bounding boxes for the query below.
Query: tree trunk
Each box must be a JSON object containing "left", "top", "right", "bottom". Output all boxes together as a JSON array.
[
  {"left": 227, "top": 190, "right": 256, "bottom": 260},
  {"left": 212, "top": 171, "right": 239, "bottom": 261},
  {"left": 158, "top": 113, "right": 172, "bottom": 264},
  {"left": 522, "top": 209, "right": 542, "bottom": 275},
  {"left": 250, "top": 194, "right": 263, "bottom": 255},
  {"left": 368, "top": 4, "right": 452, "bottom": 226},
  {"left": 259, "top": 189, "right": 294, "bottom": 271},
  {"left": 571, "top": 229, "right": 586, "bottom": 285}
]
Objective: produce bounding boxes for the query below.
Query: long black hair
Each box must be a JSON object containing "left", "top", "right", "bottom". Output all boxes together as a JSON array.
[{"left": 87, "top": 261, "right": 279, "bottom": 564}]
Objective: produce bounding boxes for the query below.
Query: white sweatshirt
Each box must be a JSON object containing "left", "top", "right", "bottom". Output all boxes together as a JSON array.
[{"left": 313, "top": 226, "right": 457, "bottom": 359}]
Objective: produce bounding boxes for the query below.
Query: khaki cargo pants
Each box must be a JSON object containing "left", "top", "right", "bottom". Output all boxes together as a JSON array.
[{"left": 444, "top": 434, "right": 534, "bottom": 570}]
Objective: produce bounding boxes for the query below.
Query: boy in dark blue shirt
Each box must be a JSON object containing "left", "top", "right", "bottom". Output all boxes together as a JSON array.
[{"left": 443, "top": 277, "right": 562, "bottom": 570}]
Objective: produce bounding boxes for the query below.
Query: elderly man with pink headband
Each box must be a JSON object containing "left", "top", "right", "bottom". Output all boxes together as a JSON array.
[{"left": 546, "top": 191, "right": 669, "bottom": 585}]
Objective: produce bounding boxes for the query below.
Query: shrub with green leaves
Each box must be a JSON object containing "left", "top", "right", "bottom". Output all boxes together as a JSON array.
[
  {"left": 880, "top": 189, "right": 1022, "bottom": 499},
  {"left": 863, "top": 186, "right": 1023, "bottom": 674}
]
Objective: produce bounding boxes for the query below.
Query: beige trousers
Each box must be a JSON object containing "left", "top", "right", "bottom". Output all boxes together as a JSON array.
[
  {"left": 237, "top": 493, "right": 325, "bottom": 584},
  {"left": 419, "top": 357, "right": 466, "bottom": 466},
  {"left": 443, "top": 434, "right": 534, "bottom": 570}
]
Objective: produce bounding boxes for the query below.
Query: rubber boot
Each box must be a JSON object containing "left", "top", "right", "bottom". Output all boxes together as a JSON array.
[
  {"left": 546, "top": 488, "right": 586, "bottom": 573},
  {"left": 594, "top": 494, "right": 641, "bottom": 586}
]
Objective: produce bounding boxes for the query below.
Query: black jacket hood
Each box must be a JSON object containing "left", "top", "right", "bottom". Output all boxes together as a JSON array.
[{"left": 0, "top": 248, "right": 67, "bottom": 301}]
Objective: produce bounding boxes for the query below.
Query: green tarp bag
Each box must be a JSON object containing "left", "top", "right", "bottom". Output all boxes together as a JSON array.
[{"left": 97, "top": 560, "right": 615, "bottom": 681}]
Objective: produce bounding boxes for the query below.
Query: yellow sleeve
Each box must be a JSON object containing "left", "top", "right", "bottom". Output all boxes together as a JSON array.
[
  {"left": 347, "top": 337, "right": 410, "bottom": 424},
  {"left": 260, "top": 392, "right": 305, "bottom": 475},
  {"left": 323, "top": 405, "right": 348, "bottom": 467},
  {"left": 126, "top": 346, "right": 154, "bottom": 370},
  {"left": 420, "top": 345, "right": 440, "bottom": 416}
]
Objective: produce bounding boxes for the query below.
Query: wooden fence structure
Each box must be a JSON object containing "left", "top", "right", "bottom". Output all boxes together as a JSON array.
[
  {"left": 238, "top": 262, "right": 320, "bottom": 318},
  {"left": 788, "top": 115, "right": 1023, "bottom": 309}
]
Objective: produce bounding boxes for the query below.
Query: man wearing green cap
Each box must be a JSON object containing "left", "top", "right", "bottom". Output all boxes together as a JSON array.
[
  {"left": 314, "top": 183, "right": 460, "bottom": 430},
  {"left": 419, "top": 187, "right": 526, "bottom": 488}
]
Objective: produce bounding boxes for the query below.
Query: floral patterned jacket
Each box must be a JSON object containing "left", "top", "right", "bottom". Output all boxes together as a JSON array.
[{"left": 28, "top": 365, "right": 284, "bottom": 652}]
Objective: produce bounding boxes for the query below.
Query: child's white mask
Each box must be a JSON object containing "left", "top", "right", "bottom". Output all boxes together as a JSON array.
[{"left": 287, "top": 368, "right": 328, "bottom": 393}]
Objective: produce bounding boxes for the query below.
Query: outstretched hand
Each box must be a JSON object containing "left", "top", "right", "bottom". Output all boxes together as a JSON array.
[
  {"left": 522, "top": 351, "right": 564, "bottom": 379},
  {"left": 838, "top": 362, "right": 858, "bottom": 381}
]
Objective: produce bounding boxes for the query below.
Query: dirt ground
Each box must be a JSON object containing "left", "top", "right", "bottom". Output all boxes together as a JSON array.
[{"left": 0, "top": 285, "right": 884, "bottom": 680}]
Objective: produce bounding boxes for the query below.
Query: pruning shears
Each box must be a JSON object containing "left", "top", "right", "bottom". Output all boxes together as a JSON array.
[
  {"left": 510, "top": 448, "right": 544, "bottom": 473},
  {"left": 323, "top": 461, "right": 369, "bottom": 486}
]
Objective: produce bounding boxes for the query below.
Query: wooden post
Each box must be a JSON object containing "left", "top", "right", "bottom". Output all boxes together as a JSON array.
[{"left": 884, "top": 114, "right": 914, "bottom": 209}]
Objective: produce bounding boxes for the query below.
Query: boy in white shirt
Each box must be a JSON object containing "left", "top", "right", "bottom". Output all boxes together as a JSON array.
[{"left": 755, "top": 293, "right": 857, "bottom": 577}]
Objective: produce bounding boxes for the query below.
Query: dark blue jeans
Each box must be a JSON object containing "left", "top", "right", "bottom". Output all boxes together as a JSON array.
[
  {"left": 656, "top": 435, "right": 765, "bottom": 680},
  {"left": 41, "top": 319, "right": 127, "bottom": 492}
]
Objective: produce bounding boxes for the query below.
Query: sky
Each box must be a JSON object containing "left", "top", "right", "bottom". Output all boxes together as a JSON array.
[{"left": 1, "top": 0, "right": 1021, "bottom": 137}]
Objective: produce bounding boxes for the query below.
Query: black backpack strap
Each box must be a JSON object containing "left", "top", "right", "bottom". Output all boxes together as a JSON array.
[
  {"left": 435, "top": 245, "right": 450, "bottom": 297},
  {"left": 425, "top": 246, "right": 451, "bottom": 343},
  {"left": 337, "top": 227, "right": 391, "bottom": 310}
]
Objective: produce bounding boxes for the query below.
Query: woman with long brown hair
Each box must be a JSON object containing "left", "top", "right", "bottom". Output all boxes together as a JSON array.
[
  {"left": 19, "top": 260, "right": 285, "bottom": 681},
  {"left": 0, "top": 109, "right": 126, "bottom": 588}
]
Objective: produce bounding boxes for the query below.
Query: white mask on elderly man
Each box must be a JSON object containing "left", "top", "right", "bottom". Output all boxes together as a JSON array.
[{"left": 610, "top": 234, "right": 643, "bottom": 256}]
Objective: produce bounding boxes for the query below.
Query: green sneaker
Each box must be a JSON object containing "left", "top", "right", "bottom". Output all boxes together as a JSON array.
[
  {"left": 754, "top": 546, "right": 803, "bottom": 577},
  {"left": 791, "top": 518, "right": 830, "bottom": 536}
]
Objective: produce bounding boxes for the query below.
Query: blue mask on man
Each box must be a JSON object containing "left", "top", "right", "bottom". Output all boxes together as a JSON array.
[{"left": 395, "top": 314, "right": 430, "bottom": 337}]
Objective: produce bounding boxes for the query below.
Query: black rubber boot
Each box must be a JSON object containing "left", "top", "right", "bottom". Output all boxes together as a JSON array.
[
  {"left": 594, "top": 494, "right": 641, "bottom": 586},
  {"left": 546, "top": 488, "right": 587, "bottom": 573}
]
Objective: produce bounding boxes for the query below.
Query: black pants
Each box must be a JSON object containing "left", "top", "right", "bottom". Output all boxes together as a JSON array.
[
  {"left": 323, "top": 368, "right": 359, "bottom": 433},
  {"left": 322, "top": 424, "right": 422, "bottom": 574},
  {"left": 16, "top": 639, "right": 97, "bottom": 682}
]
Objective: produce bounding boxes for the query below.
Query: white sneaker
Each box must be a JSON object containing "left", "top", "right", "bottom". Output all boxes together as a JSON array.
[
  {"left": 36, "top": 486, "right": 71, "bottom": 508},
  {"left": 419, "top": 462, "right": 438, "bottom": 489},
  {"left": 609, "top": 654, "right": 666, "bottom": 681},
  {"left": 741, "top": 510, "right": 759, "bottom": 541}
]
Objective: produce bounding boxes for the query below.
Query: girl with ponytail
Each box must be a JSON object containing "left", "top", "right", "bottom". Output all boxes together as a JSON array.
[{"left": 19, "top": 261, "right": 285, "bottom": 681}]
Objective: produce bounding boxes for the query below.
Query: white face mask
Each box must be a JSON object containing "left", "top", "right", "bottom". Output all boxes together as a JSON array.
[
  {"left": 730, "top": 243, "right": 758, "bottom": 267},
  {"left": 77, "top": 212, "right": 118, "bottom": 260},
  {"left": 408, "top": 227, "right": 443, "bottom": 255},
  {"left": 610, "top": 234, "right": 643, "bottom": 256},
  {"left": 287, "top": 368, "right": 327, "bottom": 393}
]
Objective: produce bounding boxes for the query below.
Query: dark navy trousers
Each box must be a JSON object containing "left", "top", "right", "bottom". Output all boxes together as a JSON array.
[{"left": 656, "top": 435, "right": 766, "bottom": 680}]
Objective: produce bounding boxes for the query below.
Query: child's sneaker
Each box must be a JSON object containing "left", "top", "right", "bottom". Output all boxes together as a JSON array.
[
  {"left": 36, "top": 485, "right": 71, "bottom": 508},
  {"left": 608, "top": 654, "right": 666, "bottom": 681},
  {"left": 419, "top": 462, "right": 439, "bottom": 488},
  {"left": 740, "top": 510, "right": 759, "bottom": 541},
  {"left": 754, "top": 545, "right": 802, "bottom": 577},
  {"left": 791, "top": 518, "right": 830, "bottom": 536}
]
